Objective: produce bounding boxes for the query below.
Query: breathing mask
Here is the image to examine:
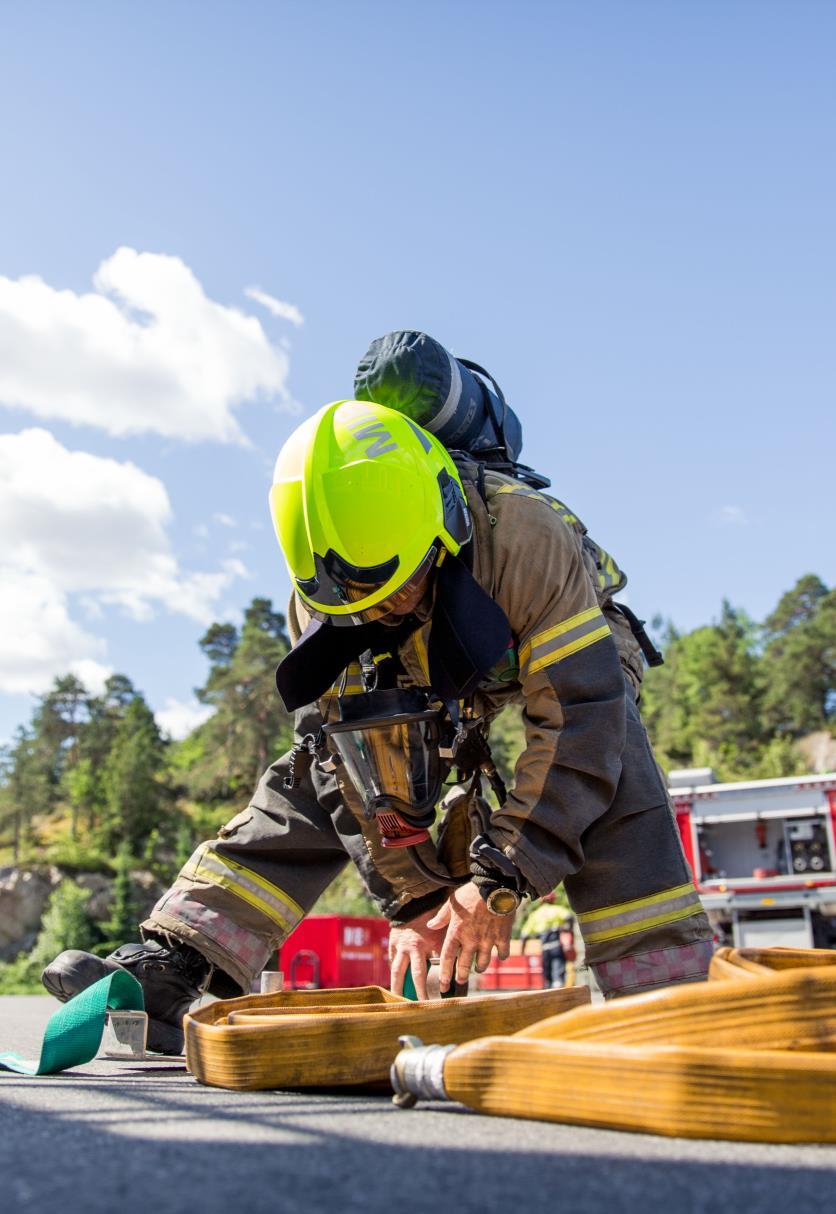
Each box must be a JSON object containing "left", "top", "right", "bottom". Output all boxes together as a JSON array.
[
  {"left": 284, "top": 681, "right": 508, "bottom": 889},
  {"left": 322, "top": 688, "right": 447, "bottom": 848}
]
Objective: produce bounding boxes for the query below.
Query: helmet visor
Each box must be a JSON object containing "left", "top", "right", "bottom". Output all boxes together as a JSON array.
[
  {"left": 300, "top": 544, "right": 439, "bottom": 627},
  {"left": 296, "top": 549, "right": 399, "bottom": 608}
]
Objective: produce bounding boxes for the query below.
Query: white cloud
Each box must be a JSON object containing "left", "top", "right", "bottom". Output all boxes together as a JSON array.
[
  {"left": 213, "top": 512, "right": 236, "bottom": 527},
  {"left": 244, "top": 286, "right": 304, "bottom": 327},
  {"left": 155, "top": 697, "right": 214, "bottom": 740},
  {"left": 714, "top": 505, "right": 749, "bottom": 527},
  {"left": 0, "top": 428, "right": 248, "bottom": 693},
  {"left": 0, "top": 569, "right": 107, "bottom": 695},
  {"left": 0, "top": 248, "right": 298, "bottom": 442},
  {"left": 69, "top": 659, "right": 113, "bottom": 696}
]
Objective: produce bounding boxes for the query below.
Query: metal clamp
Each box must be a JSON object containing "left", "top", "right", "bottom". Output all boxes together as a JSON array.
[
  {"left": 390, "top": 1035, "right": 456, "bottom": 1109},
  {"left": 101, "top": 1010, "right": 149, "bottom": 1060}
]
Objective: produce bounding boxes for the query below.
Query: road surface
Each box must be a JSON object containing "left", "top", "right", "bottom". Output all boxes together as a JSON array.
[{"left": 1, "top": 995, "right": 834, "bottom": 1213}]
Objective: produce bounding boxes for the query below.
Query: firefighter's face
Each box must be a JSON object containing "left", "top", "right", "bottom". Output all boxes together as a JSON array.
[{"left": 376, "top": 569, "right": 433, "bottom": 626}]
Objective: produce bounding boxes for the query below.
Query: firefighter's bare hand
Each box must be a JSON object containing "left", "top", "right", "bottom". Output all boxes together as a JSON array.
[
  {"left": 427, "top": 881, "right": 513, "bottom": 992},
  {"left": 388, "top": 907, "right": 446, "bottom": 1001}
]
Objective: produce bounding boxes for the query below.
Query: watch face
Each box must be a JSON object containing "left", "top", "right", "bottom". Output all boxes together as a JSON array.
[{"left": 488, "top": 888, "right": 519, "bottom": 916}]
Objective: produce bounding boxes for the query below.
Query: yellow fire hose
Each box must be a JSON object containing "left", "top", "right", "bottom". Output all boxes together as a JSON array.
[
  {"left": 184, "top": 984, "right": 589, "bottom": 1090},
  {"left": 390, "top": 947, "right": 836, "bottom": 1142},
  {"left": 186, "top": 947, "right": 836, "bottom": 1141}
]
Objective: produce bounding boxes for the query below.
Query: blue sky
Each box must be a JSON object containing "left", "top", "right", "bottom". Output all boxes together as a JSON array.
[{"left": 0, "top": 1, "right": 833, "bottom": 741}]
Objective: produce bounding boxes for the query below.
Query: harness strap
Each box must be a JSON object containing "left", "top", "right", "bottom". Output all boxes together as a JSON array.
[
  {"left": 612, "top": 602, "right": 665, "bottom": 668},
  {"left": 0, "top": 970, "right": 143, "bottom": 1076}
]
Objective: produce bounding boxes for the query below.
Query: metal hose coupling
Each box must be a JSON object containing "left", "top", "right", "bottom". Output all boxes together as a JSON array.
[{"left": 390, "top": 1035, "right": 457, "bottom": 1109}]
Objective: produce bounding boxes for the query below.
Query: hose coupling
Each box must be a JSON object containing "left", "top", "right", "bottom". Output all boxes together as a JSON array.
[{"left": 390, "top": 1035, "right": 456, "bottom": 1109}]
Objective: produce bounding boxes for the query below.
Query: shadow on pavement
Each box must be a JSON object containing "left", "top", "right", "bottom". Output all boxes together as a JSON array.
[{"left": 1, "top": 1076, "right": 835, "bottom": 1214}]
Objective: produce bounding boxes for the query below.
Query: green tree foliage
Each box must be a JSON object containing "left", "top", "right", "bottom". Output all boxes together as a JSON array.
[
  {"left": 0, "top": 582, "right": 832, "bottom": 937},
  {"left": 34, "top": 674, "right": 88, "bottom": 784},
  {"left": 311, "top": 866, "right": 376, "bottom": 916},
  {"left": 641, "top": 602, "right": 767, "bottom": 776},
  {"left": 761, "top": 575, "right": 836, "bottom": 736},
  {"left": 0, "top": 724, "right": 58, "bottom": 860},
  {"left": 101, "top": 697, "right": 168, "bottom": 852},
  {"left": 488, "top": 706, "right": 526, "bottom": 791},
  {"left": 70, "top": 675, "right": 143, "bottom": 834},
  {"left": 176, "top": 598, "right": 294, "bottom": 802},
  {"left": 102, "top": 842, "right": 139, "bottom": 946},
  {"left": 0, "top": 881, "right": 98, "bottom": 994},
  {"left": 641, "top": 581, "right": 836, "bottom": 780},
  {"left": 30, "top": 881, "right": 96, "bottom": 968}
]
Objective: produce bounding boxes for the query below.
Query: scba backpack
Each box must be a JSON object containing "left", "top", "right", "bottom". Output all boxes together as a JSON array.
[{"left": 354, "top": 330, "right": 661, "bottom": 667}]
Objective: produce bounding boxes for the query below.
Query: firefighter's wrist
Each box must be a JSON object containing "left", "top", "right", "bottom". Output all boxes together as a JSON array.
[
  {"left": 389, "top": 888, "right": 448, "bottom": 927},
  {"left": 470, "top": 862, "right": 522, "bottom": 917}
]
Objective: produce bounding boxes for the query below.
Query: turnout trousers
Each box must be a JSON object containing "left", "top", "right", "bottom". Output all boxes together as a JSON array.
[{"left": 142, "top": 689, "right": 714, "bottom": 998}]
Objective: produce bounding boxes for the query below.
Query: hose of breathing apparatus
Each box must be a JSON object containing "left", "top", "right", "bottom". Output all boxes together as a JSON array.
[
  {"left": 284, "top": 643, "right": 515, "bottom": 890},
  {"left": 282, "top": 666, "right": 517, "bottom": 999},
  {"left": 284, "top": 710, "right": 510, "bottom": 888}
]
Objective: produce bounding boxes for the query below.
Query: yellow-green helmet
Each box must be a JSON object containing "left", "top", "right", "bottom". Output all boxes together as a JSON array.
[{"left": 269, "top": 400, "right": 472, "bottom": 624}]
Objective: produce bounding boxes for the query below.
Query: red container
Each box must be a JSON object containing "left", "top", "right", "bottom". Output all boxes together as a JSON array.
[
  {"left": 278, "top": 915, "right": 392, "bottom": 990},
  {"left": 477, "top": 955, "right": 544, "bottom": 991}
]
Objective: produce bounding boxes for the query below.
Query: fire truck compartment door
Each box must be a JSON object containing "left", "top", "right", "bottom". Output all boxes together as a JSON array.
[{"left": 734, "top": 913, "right": 813, "bottom": 950}]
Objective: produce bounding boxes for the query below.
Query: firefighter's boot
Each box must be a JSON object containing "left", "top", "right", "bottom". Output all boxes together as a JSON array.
[{"left": 41, "top": 940, "right": 211, "bottom": 1055}]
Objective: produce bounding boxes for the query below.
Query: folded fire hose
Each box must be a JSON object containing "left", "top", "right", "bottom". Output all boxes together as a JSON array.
[
  {"left": 9, "top": 946, "right": 836, "bottom": 1144},
  {"left": 389, "top": 947, "right": 836, "bottom": 1142},
  {"left": 184, "top": 984, "right": 589, "bottom": 1089}
]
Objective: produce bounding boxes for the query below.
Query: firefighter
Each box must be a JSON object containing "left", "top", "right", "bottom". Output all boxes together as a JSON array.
[
  {"left": 44, "top": 400, "right": 713, "bottom": 1054},
  {"left": 521, "top": 894, "right": 575, "bottom": 988}
]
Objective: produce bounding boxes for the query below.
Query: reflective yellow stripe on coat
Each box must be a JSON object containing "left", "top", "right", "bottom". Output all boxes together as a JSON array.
[
  {"left": 519, "top": 606, "right": 611, "bottom": 678},
  {"left": 493, "top": 482, "right": 580, "bottom": 528},
  {"left": 493, "top": 482, "right": 624, "bottom": 595},
  {"left": 184, "top": 845, "right": 303, "bottom": 935},
  {"left": 578, "top": 882, "right": 704, "bottom": 944}
]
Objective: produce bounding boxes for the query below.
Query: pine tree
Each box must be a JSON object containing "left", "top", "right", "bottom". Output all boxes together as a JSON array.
[
  {"left": 761, "top": 576, "right": 836, "bottom": 736},
  {"left": 1, "top": 727, "right": 52, "bottom": 860},
  {"left": 102, "top": 841, "right": 139, "bottom": 944},
  {"left": 179, "top": 597, "right": 295, "bottom": 801},
  {"left": 72, "top": 675, "right": 141, "bottom": 833},
  {"left": 102, "top": 697, "right": 167, "bottom": 851},
  {"left": 640, "top": 603, "right": 766, "bottom": 777}
]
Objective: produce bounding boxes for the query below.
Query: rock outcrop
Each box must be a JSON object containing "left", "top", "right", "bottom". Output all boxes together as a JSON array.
[
  {"left": 0, "top": 865, "right": 166, "bottom": 960},
  {"left": 0, "top": 866, "right": 61, "bottom": 960},
  {"left": 798, "top": 733, "right": 836, "bottom": 775}
]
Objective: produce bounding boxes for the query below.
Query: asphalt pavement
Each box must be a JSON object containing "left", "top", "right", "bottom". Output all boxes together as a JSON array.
[{"left": 1, "top": 995, "right": 835, "bottom": 1214}]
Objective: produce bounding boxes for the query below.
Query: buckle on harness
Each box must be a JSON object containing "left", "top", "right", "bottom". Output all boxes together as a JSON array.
[{"left": 101, "top": 1010, "right": 150, "bottom": 1060}]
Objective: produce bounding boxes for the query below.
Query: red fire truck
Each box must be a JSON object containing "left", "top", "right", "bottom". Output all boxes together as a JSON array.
[
  {"left": 672, "top": 768, "right": 836, "bottom": 949},
  {"left": 278, "top": 915, "right": 391, "bottom": 990}
]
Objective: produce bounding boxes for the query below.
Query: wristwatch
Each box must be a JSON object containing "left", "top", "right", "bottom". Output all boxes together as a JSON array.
[{"left": 484, "top": 886, "right": 521, "bottom": 917}]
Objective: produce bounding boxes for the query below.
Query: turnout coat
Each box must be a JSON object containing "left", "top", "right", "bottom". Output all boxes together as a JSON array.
[{"left": 143, "top": 471, "right": 713, "bottom": 998}]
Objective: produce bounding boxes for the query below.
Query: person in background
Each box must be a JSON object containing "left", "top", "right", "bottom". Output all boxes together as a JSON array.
[{"left": 521, "top": 892, "right": 576, "bottom": 988}]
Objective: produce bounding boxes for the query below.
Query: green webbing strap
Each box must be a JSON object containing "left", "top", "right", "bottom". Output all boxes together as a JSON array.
[
  {"left": 0, "top": 971, "right": 144, "bottom": 1076},
  {"left": 402, "top": 963, "right": 468, "bottom": 1001}
]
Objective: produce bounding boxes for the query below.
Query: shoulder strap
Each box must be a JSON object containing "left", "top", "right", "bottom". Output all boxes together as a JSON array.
[
  {"left": 457, "top": 357, "right": 509, "bottom": 452},
  {"left": 452, "top": 358, "right": 551, "bottom": 490}
]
